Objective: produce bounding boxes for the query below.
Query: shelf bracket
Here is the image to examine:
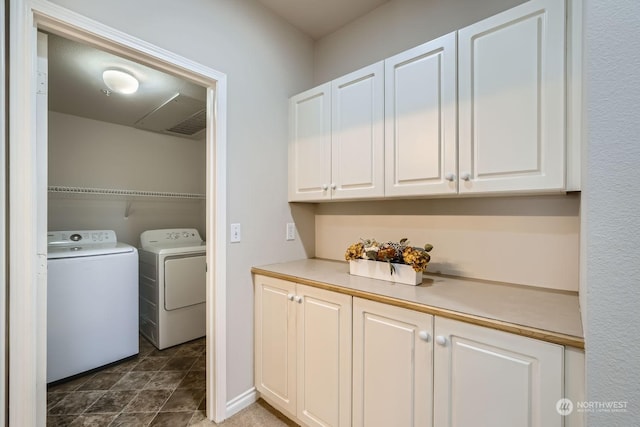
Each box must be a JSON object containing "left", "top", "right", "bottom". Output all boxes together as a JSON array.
[{"left": 124, "top": 201, "right": 133, "bottom": 219}]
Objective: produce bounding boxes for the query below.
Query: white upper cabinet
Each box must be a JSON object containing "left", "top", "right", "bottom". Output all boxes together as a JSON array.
[
  {"left": 458, "top": 0, "right": 566, "bottom": 194},
  {"left": 385, "top": 32, "right": 457, "bottom": 197},
  {"left": 289, "top": 63, "right": 384, "bottom": 202},
  {"left": 332, "top": 62, "right": 385, "bottom": 200},
  {"left": 289, "top": 0, "right": 579, "bottom": 201},
  {"left": 289, "top": 83, "right": 332, "bottom": 201}
]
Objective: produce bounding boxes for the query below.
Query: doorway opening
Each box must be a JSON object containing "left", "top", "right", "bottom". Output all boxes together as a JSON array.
[{"left": 8, "top": 2, "right": 227, "bottom": 424}]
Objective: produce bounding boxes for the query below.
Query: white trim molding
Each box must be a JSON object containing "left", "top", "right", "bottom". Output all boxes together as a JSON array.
[
  {"left": 8, "top": 0, "right": 228, "bottom": 423},
  {"left": 226, "top": 387, "right": 258, "bottom": 419},
  {"left": 8, "top": 1, "right": 41, "bottom": 424},
  {"left": 0, "top": 0, "right": 7, "bottom": 424}
]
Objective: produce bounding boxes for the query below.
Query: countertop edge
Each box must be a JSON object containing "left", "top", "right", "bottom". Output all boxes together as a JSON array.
[{"left": 251, "top": 266, "right": 585, "bottom": 349}]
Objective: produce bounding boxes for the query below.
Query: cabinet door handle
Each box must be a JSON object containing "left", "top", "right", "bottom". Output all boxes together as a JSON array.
[
  {"left": 435, "top": 335, "right": 447, "bottom": 346},
  {"left": 444, "top": 173, "right": 456, "bottom": 182},
  {"left": 322, "top": 184, "right": 329, "bottom": 191},
  {"left": 418, "top": 331, "right": 431, "bottom": 342},
  {"left": 461, "top": 172, "right": 471, "bottom": 181},
  {"left": 293, "top": 295, "right": 303, "bottom": 304},
  {"left": 330, "top": 183, "right": 337, "bottom": 190},
  {"left": 287, "top": 293, "right": 295, "bottom": 301}
]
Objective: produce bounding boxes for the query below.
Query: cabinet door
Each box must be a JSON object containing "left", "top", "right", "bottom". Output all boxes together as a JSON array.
[
  {"left": 254, "top": 276, "right": 297, "bottom": 416},
  {"left": 385, "top": 32, "right": 457, "bottom": 196},
  {"left": 289, "top": 83, "right": 332, "bottom": 201},
  {"left": 433, "top": 317, "right": 563, "bottom": 427},
  {"left": 297, "top": 285, "right": 352, "bottom": 427},
  {"left": 458, "top": 0, "right": 566, "bottom": 194},
  {"left": 331, "top": 62, "right": 384, "bottom": 199},
  {"left": 353, "top": 298, "right": 433, "bottom": 427}
]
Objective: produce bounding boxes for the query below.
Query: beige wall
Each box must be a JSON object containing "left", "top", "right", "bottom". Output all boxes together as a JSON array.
[
  {"left": 48, "top": 111, "right": 206, "bottom": 247},
  {"left": 315, "top": 195, "right": 580, "bottom": 291},
  {"left": 314, "top": 0, "right": 526, "bottom": 84},
  {"left": 49, "top": 112, "right": 206, "bottom": 193}
]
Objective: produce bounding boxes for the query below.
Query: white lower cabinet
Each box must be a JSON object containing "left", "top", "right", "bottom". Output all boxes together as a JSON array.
[
  {"left": 254, "top": 275, "right": 352, "bottom": 427},
  {"left": 352, "top": 298, "right": 434, "bottom": 427},
  {"left": 433, "top": 317, "right": 564, "bottom": 427},
  {"left": 255, "top": 277, "right": 567, "bottom": 427}
]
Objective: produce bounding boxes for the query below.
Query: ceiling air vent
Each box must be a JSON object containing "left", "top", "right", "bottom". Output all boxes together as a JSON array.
[
  {"left": 166, "top": 109, "right": 207, "bottom": 136},
  {"left": 135, "top": 93, "right": 207, "bottom": 138}
]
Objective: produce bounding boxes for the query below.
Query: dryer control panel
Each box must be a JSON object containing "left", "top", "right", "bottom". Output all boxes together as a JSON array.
[{"left": 140, "top": 228, "right": 203, "bottom": 248}]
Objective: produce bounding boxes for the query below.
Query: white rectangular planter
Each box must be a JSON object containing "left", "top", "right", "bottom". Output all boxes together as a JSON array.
[{"left": 349, "top": 259, "right": 423, "bottom": 286}]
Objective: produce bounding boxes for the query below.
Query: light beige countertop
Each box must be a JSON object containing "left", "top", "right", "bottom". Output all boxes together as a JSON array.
[{"left": 251, "top": 258, "right": 584, "bottom": 349}]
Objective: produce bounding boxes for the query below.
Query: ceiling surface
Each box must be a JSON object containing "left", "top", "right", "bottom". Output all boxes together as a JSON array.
[
  {"left": 47, "top": 33, "right": 207, "bottom": 138},
  {"left": 255, "top": 0, "right": 389, "bottom": 39},
  {"left": 48, "top": 1, "right": 386, "bottom": 133}
]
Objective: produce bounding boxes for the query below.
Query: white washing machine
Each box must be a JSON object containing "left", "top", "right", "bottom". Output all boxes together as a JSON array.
[
  {"left": 138, "top": 228, "right": 206, "bottom": 349},
  {"left": 47, "top": 230, "right": 138, "bottom": 383}
]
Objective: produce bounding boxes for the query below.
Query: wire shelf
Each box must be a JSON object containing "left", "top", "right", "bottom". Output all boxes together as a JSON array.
[{"left": 48, "top": 185, "right": 205, "bottom": 200}]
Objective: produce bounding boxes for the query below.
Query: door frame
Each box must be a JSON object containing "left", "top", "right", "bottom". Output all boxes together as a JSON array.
[
  {"left": 8, "top": 0, "right": 228, "bottom": 424},
  {"left": 0, "top": 0, "right": 7, "bottom": 424}
]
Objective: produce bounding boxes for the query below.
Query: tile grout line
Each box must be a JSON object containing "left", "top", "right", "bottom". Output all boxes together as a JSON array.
[{"left": 47, "top": 336, "right": 208, "bottom": 426}]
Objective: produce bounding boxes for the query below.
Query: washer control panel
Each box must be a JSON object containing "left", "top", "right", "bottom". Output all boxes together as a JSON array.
[{"left": 48, "top": 230, "right": 118, "bottom": 246}]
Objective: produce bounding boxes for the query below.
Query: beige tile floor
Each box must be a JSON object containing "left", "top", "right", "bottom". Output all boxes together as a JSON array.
[{"left": 47, "top": 335, "right": 297, "bottom": 426}]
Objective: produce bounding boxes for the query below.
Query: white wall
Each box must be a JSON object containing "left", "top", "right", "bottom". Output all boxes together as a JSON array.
[
  {"left": 314, "top": 0, "right": 525, "bottom": 84},
  {"left": 49, "top": 0, "right": 316, "bottom": 403},
  {"left": 583, "top": 1, "right": 640, "bottom": 425},
  {"left": 48, "top": 111, "right": 206, "bottom": 246}
]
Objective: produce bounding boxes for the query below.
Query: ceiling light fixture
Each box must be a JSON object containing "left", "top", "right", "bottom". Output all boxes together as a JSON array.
[{"left": 102, "top": 70, "right": 139, "bottom": 94}]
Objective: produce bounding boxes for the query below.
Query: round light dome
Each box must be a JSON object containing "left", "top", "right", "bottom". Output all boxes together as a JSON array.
[{"left": 102, "top": 70, "right": 139, "bottom": 94}]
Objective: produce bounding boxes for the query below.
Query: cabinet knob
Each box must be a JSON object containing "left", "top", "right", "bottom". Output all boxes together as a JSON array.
[
  {"left": 418, "top": 331, "right": 431, "bottom": 342},
  {"left": 293, "top": 295, "right": 303, "bottom": 304},
  {"left": 445, "top": 173, "right": 456, "bottom": 182},
  {"left": 435, "top": 335, "right": 447, "bottom": 346},
  {"left": 331, "top": 183, "right": 337, "bottom": 190},
  {"left": 461, "top": 173, "right": 471, "bottom": 181},
  {"left": 322, "top": 184, "right": 329, "bottom": 191},
  {"left": 287, "top": 293, "right": 295, "bottom": 301}
]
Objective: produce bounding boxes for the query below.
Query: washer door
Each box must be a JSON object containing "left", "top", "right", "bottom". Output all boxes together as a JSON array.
[{"left": 164, "top": 255, "right": 206, "bottom": 310}]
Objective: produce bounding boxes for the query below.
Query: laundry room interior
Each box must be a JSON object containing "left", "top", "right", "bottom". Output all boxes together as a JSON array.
[
  {"left": 46, "top": 33, "right": 208, "bottom": 247},
  {"left": 45, "top": 30, "right": 210, "bottom": 383}
]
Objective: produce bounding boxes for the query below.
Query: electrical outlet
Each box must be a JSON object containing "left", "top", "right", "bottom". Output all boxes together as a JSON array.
[
  {"left": 230, "top": 223, "right": 241, "bottom": 243},
  {"left": 286, "top": 223, "right": 296, "bottom": 241}
]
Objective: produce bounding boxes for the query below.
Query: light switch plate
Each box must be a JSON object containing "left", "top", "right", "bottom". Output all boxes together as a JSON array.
[
  {"left": 286, "top": 223, "right": 296, "bottom": 241},
  {"left": 230, "top": 223, "right": 241, "bottom": 243}
]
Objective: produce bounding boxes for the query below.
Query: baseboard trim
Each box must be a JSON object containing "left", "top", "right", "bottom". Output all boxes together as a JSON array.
[{"left": 226, "top": 387, "right": 257, "bottom": 419}]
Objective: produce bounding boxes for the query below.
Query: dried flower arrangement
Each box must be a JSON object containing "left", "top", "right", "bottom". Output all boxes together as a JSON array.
[{"left": 345, "top": 238, "right": 433, "bottom": 274}]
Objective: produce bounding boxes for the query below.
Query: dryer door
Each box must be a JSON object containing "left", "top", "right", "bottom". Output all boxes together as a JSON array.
[{"left": 164, "top": 255, "right": 206, "bottom": 310}]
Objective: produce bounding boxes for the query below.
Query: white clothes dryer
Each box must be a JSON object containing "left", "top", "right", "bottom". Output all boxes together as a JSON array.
[
  {"left": 138, "top": 228, "right": 206, "bottom": 349},
  {"left": 47, "top": 230, "right": 138, "bottom": 383}
]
